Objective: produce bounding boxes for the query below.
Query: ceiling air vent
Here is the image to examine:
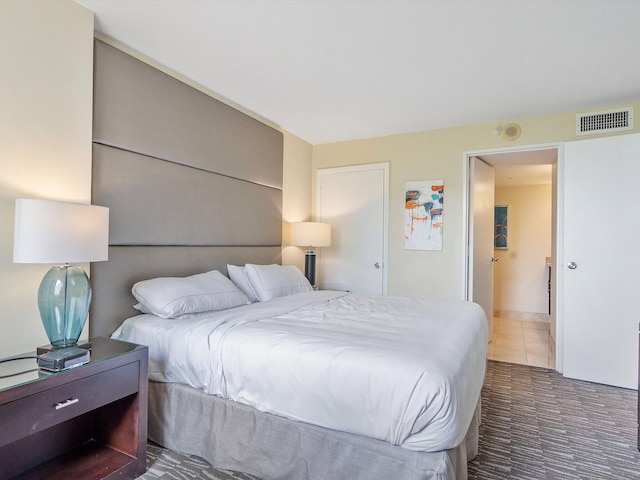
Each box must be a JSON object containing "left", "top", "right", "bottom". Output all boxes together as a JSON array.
[{"left": 576, "top": 107, "right": 633, "bottom": 136}]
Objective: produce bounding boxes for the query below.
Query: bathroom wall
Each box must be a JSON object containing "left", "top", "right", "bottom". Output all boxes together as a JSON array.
[{"left": 493, "top": 183, "right": 552, "bottom": 320}]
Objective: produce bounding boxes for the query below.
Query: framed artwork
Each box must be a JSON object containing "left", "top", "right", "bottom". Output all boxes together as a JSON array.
[
  {"left": 494, "top": 205, "right": 508, "bottom": 249},
  {"left": 404, "top": 180, "right": 444, "bottom": 251}
]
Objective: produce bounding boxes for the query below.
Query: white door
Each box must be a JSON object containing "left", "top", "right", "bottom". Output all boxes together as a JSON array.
[
  {"left": 316, "top": 163, "right": 388, "bottom": 294},
  {"left": 468, "top": 157, "right": 495, "bottom": 340},
  {"left": 562, "top": 133, "right": 640, "bottom": 389}
]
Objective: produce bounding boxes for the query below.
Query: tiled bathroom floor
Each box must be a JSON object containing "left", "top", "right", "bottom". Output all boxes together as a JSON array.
[{"left": 487, "top": 317, "right": 555, "bottom": 369}]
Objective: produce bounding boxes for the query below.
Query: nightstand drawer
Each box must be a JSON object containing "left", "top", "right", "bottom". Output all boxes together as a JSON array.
[{"left": 0, "top": 361, "right": 139, "bottom": 448}]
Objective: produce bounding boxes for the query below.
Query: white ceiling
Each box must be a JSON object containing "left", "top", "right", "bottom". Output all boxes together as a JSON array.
[
  {"left": 479, "top": 149, "right": 556, "bottom": 187},
  {"left": 75, "top": 0, "right": 640, "bottom": 145},
  {"left": 492, "top": 163, "right": 553, "bottom": 187}
]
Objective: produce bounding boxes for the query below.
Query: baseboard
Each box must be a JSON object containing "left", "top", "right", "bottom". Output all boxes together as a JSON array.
[{"left": 494, "top": 310, "right": 550, "bottom": 323}]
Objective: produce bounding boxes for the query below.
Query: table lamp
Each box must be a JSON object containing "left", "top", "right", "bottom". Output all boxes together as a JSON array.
[
  {"left": 290, "top": 222, "right": 331, "bottom": 287},
  {"left": 13, "top": 199, "right": 109, "bottom": 348}
]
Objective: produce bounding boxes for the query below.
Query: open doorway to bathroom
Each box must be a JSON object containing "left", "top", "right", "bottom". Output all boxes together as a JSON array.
[
  {"left": 471, "top": 147, "right": 557, "bottom": 369},
  {"left": 490, "top": 161, "right": 553, "bottom": 368}
]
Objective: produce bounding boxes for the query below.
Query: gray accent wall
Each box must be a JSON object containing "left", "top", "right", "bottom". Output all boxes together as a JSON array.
[
  {"left": 92, "top": 144, "right": 282, "bottom": 246},
  {"left": 93, "top": 39, "right": 282, "bottom": 190},
  {"left": 90, "top": 40, "right": 283, "bottom": 337}
]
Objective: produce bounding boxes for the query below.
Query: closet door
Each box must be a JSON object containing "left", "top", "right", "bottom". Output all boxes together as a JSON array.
[
  {"left": 562, "top": 133, "right": 640, "bottom": 389},
  {"left": 316, "top": 163, "right": 388, "bottom": 294}
]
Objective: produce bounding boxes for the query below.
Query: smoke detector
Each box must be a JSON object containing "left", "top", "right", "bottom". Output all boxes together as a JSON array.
[{"left": 501, "top": 123, "right": 521, "bottom": 141}]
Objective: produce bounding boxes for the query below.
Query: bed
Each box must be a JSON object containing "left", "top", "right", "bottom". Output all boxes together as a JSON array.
[
  {"left": 107, "top": 265, "right": 487, "bottom": 480},
  {"left": 89, "top": 39, "right": 488, "bottom": 480}
]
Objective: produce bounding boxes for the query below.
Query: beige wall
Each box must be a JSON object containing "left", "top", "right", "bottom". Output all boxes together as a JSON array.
[
  {"left": 312, "top": 105, "right": 640, "bottom": 300},
  {"left": 282, "top": 131, "right": 314, "bottom": 271},
  {"left": 493, "top": 184, "right": 552, "bottom": 316},
  {"left": 0, "top": 0, "right": 94, "bottom": 356}
]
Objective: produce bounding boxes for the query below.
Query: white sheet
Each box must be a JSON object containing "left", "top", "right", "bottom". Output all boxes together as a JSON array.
[{"left": 112, "top": 291, "right": 488, "bottom": 452}]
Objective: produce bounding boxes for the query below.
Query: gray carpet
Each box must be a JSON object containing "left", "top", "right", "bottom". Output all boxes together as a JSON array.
[
  {"left": 468, "top": 361, "right": 639, "bottom": 479},
  {"left": 141, "top": 444, "right": 259, "bottom": 480},
  {"left": 138, "top": 360, "right": 640, "bottom": 479}
]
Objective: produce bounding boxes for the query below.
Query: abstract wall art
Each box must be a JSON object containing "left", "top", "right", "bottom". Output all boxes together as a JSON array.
[{"left": 404, "top": 180, "right": 444, "bottom": 251}]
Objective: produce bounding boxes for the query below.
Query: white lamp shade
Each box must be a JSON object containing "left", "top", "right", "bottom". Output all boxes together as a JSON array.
[
  {"left": 13, "top": 199, "right": 109, "bottom": 264},
  {"left": 290, "top": 222, "right": 331, "bottom": 248}
]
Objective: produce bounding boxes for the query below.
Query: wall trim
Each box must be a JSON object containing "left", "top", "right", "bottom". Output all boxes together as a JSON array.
[{"left": 494, "top": 310, "right": 550, "bottom": 323}]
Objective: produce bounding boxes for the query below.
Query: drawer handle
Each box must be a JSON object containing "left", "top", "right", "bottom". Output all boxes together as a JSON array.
[{"left": 54, "top": 398, "right": 79, "bottom": 410}]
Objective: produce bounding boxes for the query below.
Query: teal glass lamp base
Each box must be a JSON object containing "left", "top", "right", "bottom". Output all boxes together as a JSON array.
[{"left": 37, "top": 265, "right": 92, "bottom": 348}]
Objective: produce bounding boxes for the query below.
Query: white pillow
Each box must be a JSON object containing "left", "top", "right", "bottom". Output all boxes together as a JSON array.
[
  {"left": 244, "top": 264, "right": 312, "bottom": 301},
  {"left": 132, "top": 270, "right": 249, "bottom": 319},
  {"left": 227, "top": 264, "right": 260, "bottom": 302}
]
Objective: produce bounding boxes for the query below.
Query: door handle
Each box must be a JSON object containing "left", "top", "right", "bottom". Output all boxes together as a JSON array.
[
  {"left": 567, "top": 261, "right": 577, "bottom": 270},
  {"left": 373, "top": 262, "right": 381, "bottom": 269},
  {"left": 54, "top": 398, "right": 79, "bottom": 410},
  {"left": 491, "top": 257, "right": 499, "bottom": 262}
]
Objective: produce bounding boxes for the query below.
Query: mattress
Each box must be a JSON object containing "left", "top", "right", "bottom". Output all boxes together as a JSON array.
[{"left": 112, "top": 290, "right": 488, "bottom": 452}]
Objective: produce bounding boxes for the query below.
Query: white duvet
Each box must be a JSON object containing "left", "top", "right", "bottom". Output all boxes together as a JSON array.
[{"left": 112, "top": 291, "right": 488, "bottom": 452}]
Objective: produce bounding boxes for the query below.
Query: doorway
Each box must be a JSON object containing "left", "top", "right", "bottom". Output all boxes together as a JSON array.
[{"left": 467, "top": 146, "right": 559, "bottom": 370}]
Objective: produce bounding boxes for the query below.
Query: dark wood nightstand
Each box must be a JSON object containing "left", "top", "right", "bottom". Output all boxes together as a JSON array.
[{"left": 0, "top": 337, "right": 148, "bottom": 480}]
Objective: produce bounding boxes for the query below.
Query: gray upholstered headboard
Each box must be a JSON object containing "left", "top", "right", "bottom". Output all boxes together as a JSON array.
[{"left": 89, "top": 40, "right": 283, "bottom": 337}]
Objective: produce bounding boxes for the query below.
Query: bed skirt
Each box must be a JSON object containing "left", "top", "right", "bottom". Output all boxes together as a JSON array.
[{"left": 148, "top": 381, "right": 480, "bottom": 480}]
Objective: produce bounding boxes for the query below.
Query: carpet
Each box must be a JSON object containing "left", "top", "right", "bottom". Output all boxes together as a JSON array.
[
  {"left": 140, "top": 443, "right": 259, "bottom": 480},
  {"left": 138, "top": 360, "right": 640, "bottom": 479},
  {"left": 468, "top": 361, "right": 640, "bottom": 479}
]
